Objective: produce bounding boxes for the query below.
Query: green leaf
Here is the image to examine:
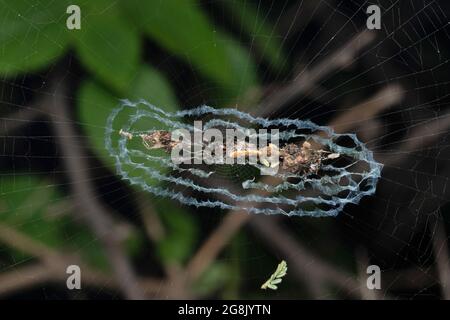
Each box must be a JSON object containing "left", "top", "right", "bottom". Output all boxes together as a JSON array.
[
  {"left": 73, "top": 13, "right": 140, "bottom": 93},
  {"left": 122, "top": 0, "right": 258, "bottom": 98},
  {"left": 127, "top": 66, "right": 178, "bottom": 110},
  {"left": 123, "top": 226, "right": 145, "bottom": 258},
  {"left": 0, "top": 176, "right": 110, "bottom": 270},
  {"left": 76, "top": 0, "right": 117, "bottom": 15},
  {"left": 78, "top": 80, "right": 118, "bottom": 167},
  {"left": 220, "top": 37, "right": 259, "bottom": 99},
  {"left": 261, "top": 260, "right": 287, "bottom": 290},
  {"left": 0, "top": 0, "right": 70, "bottom": 75},
  {"left": 193, "top": 262, "right": 230, "bottom": 296},
  {"left": 156, "top": 200, "right": 198, "bottom": 264},
  {"left": 122, "top": 0, "right": 230, "bottom": 85},
  {"left": 221, "top": 0, "right": 287, "bottom": 72}
]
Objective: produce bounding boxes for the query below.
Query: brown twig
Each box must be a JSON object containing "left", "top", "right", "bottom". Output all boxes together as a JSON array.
[
  {"left": 329, "top": 85, "right": 404, "bottom": 134},
  {"left": 379, "top": 111, "right": 450, "bottom": 166},
  {"left": 186, "top": 212, "right": 250, "bottom": 282},
  {"left": 184, "top": 174, "right": 364, "bottom": 298},
  {"left": 0, "top": 223, "right": 60, "bottom": 260},
  {"left": 47, "top": 78, "right": 144, "bottom": 299},
  {"left": 0, "top": 264, "right": 52, "bottom": 297},
  {"left": 0, "top": 106, "right": 42, "bottom": 135},
  {"left": 137, "top": 194, "right": 166, "bottom": 243},
  {"left": 430, "top": 213, "right": 450, "bottom": 299},
  {"left": 257, "top": 30, "right": 376, "bottom": 117},
  {"left": 0, "top": 261, "right": 169, "bottom": 298},
  {"left": 0, "top": 222, "right": 167, "bottom": 297}
]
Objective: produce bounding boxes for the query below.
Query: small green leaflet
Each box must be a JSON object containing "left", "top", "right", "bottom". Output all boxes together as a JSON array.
[{"left": 261, "top": 260, "right": 287, "bottom": 290}]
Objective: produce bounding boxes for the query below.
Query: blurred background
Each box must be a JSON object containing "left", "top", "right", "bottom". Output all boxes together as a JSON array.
[{"left": 0, "top": 0, "right": 450, "bottom": 299}]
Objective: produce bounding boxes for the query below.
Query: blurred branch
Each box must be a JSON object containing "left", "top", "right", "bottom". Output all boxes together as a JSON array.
[
  {"left": 379, "top": 111, "right": 450, "bottom": 166},
  {"left": 186, "top": 212, "right": 249, "bottom": 282},
  {"left": 45, "top": 77, "right": 144, "bottom": 299},
  {"left": 430, "top": 213, "right": 450, "bottom": 299},
  {"left": 0, "top": 223, "right": 60, "bottom": 261},
  {"left": 0, "top": 264, "right": 52, "bottom": 297},
  {"left": 0, "top": 222, "right": 166, "bottom": 297},
  {"left": 258, "top": 30, "right": 376, "bottom": 117},
  {"left": 0, "top": 262, "right": 168, "bottom": 298},
  {"left": 136, "top": 195, "right": 193, "bottom": 299},
  {"left": 185, "top": 176, "right": 362, "bottom": 298},
  {"left": 329, "top": 85, "right": 404, "bottom": 134},
  {"left": 185, "top": 177, "right": 275, "bottom": 283},
  {"left": 137, "top": 194, "right": 166, "bottom": 243},
  {"left": 0, "top": 106, "right": 42, "bottom": 135}
]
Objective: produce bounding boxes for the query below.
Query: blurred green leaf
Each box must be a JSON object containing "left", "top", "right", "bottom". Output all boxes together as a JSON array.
[
  {"left": 78, "top": 80, "right": 117, "bottom": 167},
  {"left": 155, "top": 200, "right": 198, "bottom": 264},
  {"left": 122, "top": 0, "right": 229, "bottom": 85},
  {"left": 73, "top": 13, "right": 140, "bottom": 93},
  {"left": 127, "top": 66, "right": 178, "bottom": 110},
  {"left": 223, "top": 234, "right": 244, "bottom": 299},
  {"left": 76, "top": 0, "right": 117, "bottom": 15},
  {"left": 221, "top": 0, "right": 287, "bottom": 71},
  {"left": 0, "top": 176, "right": 109, "bottom": 269},
  {"left": 0, "top": 0, "right": 70, "bottom": 75},
  {"left": 122, "top": 0, "right": 258, "bottom": 99},
  {"left": 220, "top": 37, "right": 258, "bottom": 100},
  {"left": 124, "top": 227, "right": 145, "bottom": 258},
  {"left": 193, "top": 262, "right": 230, "bottom": 296}
]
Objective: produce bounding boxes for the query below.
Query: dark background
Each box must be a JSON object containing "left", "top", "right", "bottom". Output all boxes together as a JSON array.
[{"left": 0, "top": 0, "right": 449, "bottom": 299}]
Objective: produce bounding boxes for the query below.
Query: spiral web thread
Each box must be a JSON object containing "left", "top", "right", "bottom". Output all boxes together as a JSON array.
[{"left": 105, "top": 99, "right": 383, "bottom": 217}]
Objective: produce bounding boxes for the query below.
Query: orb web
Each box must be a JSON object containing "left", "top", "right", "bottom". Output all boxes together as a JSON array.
[{"left": 105, "top": 99, "right": 383, "bottom": 217}]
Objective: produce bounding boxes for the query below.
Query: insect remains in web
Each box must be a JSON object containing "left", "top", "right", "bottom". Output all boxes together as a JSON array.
[
  {"left": 106, "top": 100, "right": 383, "bottom": 217},
  {"left": 121, "top": 129, "right": 340, "bottom": 176}
]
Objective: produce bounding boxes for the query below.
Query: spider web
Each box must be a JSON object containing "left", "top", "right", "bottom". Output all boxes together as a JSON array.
[{"left": 0, "top": 0, "right": 450, "bottom": 299}]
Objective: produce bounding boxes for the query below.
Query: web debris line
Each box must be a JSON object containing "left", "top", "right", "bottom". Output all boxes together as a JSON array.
[{"left": 105, "top": 99, "right": 383, "bottom": 217}]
